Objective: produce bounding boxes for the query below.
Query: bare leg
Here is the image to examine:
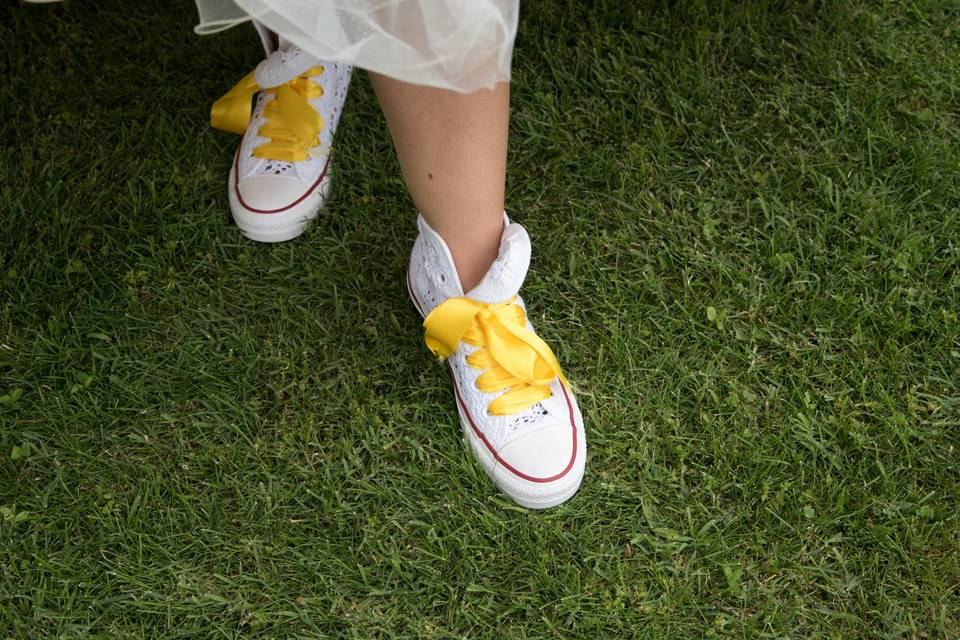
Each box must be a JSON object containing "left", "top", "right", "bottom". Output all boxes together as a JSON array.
[{"left": 370, "top": 74, "right": 509, "bottom": 292}]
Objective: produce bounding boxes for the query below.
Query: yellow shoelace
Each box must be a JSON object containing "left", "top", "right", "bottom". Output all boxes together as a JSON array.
[
  {"left": 423, "top": 296, "right": 566, "bottom": 416},
  {"left": 210, "top": 66, "right": 325, "bottom": 162}
]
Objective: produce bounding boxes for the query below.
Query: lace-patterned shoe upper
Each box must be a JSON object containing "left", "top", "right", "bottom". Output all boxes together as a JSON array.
[{"left": 407, "top": 214, "right": 587, "bottom": 508}]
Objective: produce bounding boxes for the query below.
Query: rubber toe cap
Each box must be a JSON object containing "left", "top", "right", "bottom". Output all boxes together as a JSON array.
[
  {"left": 236, "top": 175, "right": 310, "bottom": 212},
  {"left": 496, "top": 420, "right": 577, "bottom": 482}
]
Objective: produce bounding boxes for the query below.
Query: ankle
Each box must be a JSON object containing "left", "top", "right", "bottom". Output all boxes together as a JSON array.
[{"left": 444, "top": 217, "right": 504, "bottom": 292}]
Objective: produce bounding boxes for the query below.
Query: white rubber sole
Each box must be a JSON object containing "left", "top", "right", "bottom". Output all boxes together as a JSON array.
[
  {"left": 228, "top": 161, "right": 333, "bottom": 243},
  {"left": 407, "top": 270, "right": 586, "bottom": 509}
]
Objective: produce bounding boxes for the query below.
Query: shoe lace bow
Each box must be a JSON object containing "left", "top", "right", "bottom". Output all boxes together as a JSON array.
[
  {"left": 423, "top": 296, "right": 566, "bottom": 416},
  {"left": 210, "top": 53, "right": 325, "bottom": 162}
]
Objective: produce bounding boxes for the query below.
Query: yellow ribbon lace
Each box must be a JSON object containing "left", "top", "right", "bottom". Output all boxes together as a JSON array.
[
  {"left": 423, "top": 296, "right": 566, "bottom": 416},
  {"left": 210, "top": 66, "right": 325, "bottom": 162}
]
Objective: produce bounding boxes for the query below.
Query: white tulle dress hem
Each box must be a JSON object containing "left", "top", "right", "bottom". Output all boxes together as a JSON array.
[{"left": 194, "top": 0, "right": 518, "bottom": 92}]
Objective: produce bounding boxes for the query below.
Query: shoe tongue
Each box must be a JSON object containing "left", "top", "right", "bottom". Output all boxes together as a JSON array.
[
  {"left": 255, "top": 42, "right": 322, "bottom": 88},
  {"left": 466, "top": 220, "right": 531, "bottom": 303}
]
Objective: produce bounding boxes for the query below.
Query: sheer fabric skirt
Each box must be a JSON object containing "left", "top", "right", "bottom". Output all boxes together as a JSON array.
[{"left": 194, "top": 0, "right": 519, "bottom": 92}]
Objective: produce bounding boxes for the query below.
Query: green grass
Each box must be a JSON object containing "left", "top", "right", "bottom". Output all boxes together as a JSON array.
[{"left": 2, "top": 0, "right": 959, "bottom": 637}]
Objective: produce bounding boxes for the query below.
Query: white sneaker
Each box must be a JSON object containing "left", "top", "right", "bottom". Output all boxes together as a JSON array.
[
  {"left": 212, "top": 38, "right": 351, "bottom": 242},
  {"left": 407, "top": 214, "right": 587, "bottom": 509}
]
